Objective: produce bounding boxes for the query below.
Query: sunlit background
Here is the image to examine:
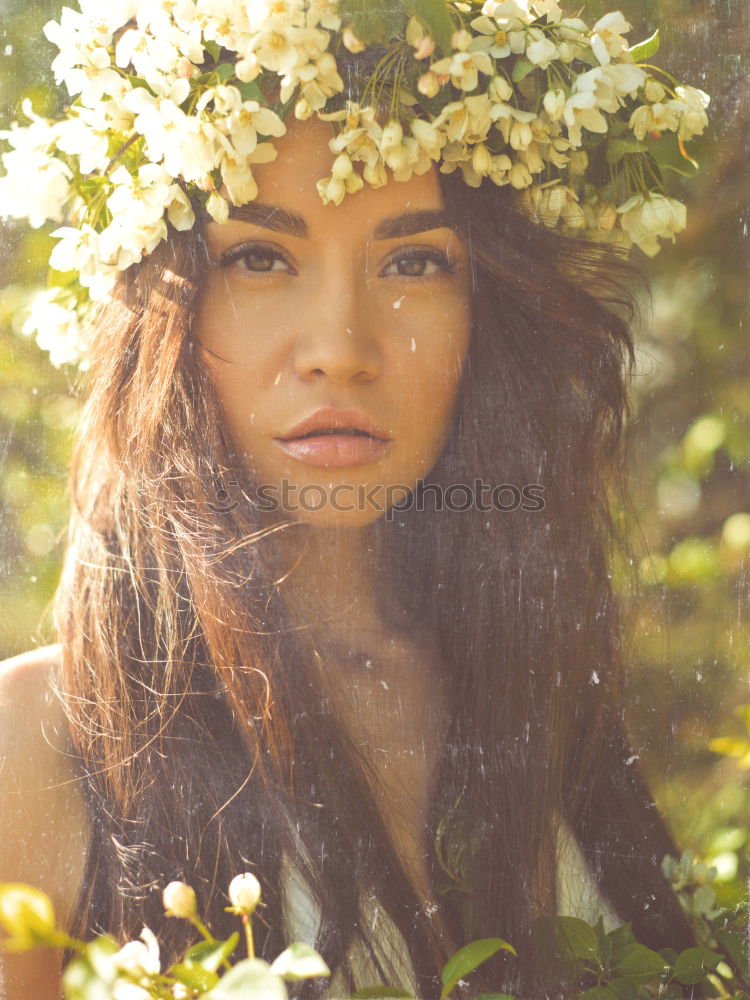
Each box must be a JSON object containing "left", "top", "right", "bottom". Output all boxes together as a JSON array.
[{"left": 1, "top": 0, "right": 748, "bottom": 912}]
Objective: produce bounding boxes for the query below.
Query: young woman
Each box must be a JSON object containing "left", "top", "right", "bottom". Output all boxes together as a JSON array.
[{"left": 0, "top": 6, "right": 707, "bottom": 998}]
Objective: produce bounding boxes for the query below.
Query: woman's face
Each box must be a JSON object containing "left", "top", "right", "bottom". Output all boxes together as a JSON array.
[{"left": 195, "top": 114, "right": 472, "bottom": 527}]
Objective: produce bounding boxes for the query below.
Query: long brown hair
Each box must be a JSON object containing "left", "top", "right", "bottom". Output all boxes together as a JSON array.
[{"left": 55, "top": 168, "right": 695, "bottom": 998}]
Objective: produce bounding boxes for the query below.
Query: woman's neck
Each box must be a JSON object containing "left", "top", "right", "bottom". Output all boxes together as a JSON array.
[{"left": 271, "top": 520, "right": 391, "bottom": 641}]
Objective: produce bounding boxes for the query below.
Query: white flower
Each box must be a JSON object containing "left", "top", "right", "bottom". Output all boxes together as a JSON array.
[
  {"left": 123, "top": 85, "right": 228, "bottom": 183},
  {"left": 508, "top": 118, "right": 533, "bottom": 150},
  {"left": 206, "top": 191, "right": 230, "bottom": 223},
  {"left": 488, "top": 75, "right": 513, "bottom": 103},
  {"left": 54, "top": 114, "right": 110, "bottom": 175},
  {"left": 644, "top": 78, "right": 666, "bottom": 103},
  {"left": 114, "top": 926, "right": 161, "bottom": 980},
  {"left": 429, "top": 29, "right": 494, "bottom": 92},
  {"left": 563, "top": 92, "right": 608, "bottom": 146},
  {"left": 629, "top": 100, "right": 681, "bottom": 140},
  {"left": 572, "top": 64, "right": 644, "bottom": 117},
  {"left": 410, "top": 119, "right": 446, "bottom": 161},
  {"left": 590, "top": 11, "right": 631, "bottom": 65},
  {"left": 469, "top": 15, "right": 514, "bottom": 58},
  {"left": 435, "top": 94, "right": 494, "bottom": 145},
  {"left": 520, "top": 182, "right": 566, "bottom": 226},
  {"left": 617, "top": 191, "right": 686, "bottom": 256},
  {"left": 101, "top": 163, "right": 194, "bottom": 267},
  {"left": 480, "top": 1, "right": 531, "bottom": 29},
  {"left": 674, "top": 85, "right": 710, "bottom": 140},
  {"left": 221, "top": 155, "right": 259, "bottom": 204},
  {"left": 543, "top": 88, "right": 566, "bottom": 121},
  {"left": 163, "top": 882, "right": 197, "bottom": 919},
  {"left": 49, "top": 223, "right": 100, "bottom": 275},
  {"left": 530, "top": 0, "right": 563, "bottom": 22},
  {"left": 20, "top": 287, "right": 90, "bottom": 369},
  {"left": 525, "top": 29, "right": 557, "bottom": 69},
  {"left": 509, "top": 160, "right": 532, "bottom": 189},
  {"left": 228, "top": 873, "right": 262, "bottom": 914},
  {"left": 487, "top": 152, "right": 512, "bottom": 185},
  {"left": 43, "top": 7, "right": 123, "bottom": 105},
  {"left": 282, "top": 51, "right": 344, "bottom": 117},
  {"left": 0, "top": 138, "right": 72, "bottom": 229}
]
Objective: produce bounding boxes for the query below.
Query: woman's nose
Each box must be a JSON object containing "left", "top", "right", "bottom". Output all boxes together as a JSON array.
[{"left": 293, "top": 299, "right": 382, "bottom": 384}]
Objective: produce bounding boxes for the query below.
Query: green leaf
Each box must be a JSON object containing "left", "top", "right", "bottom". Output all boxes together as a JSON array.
[
  {"left": 204, "top": 959, "right": 287, "bottom": 1000},
  {"left": 183, "top": 933, "right": 239, "bottom": 972},
  {"left": 606, "top": 923, "right": 636, "bottom": 951},
  {"left": 169, "top": 962, "right": 220, "bottom": 991},
  {"left": 605, "top": 977, "right": 639, "bottom": 1000},
  {"left": 0, "top": 883, "right": 56, "bottom": 949},
  {"left": 204, "top": 40, "right": 221, "bottom": 62},
  {"left": 337, "top": 0, "right": 404, "bottom": 45},
  {"left": 628, "top": 28, "right": 660, "bottom": 62},
  {"left": 270, "top": 941, "right": 331, "bottom": 981},
  {"left": 555, "top": 917, "right": 601, "bottom": 964},
  {"left": 715, "top": 928, "right": 750, "bottom": 971},
  {"left": 404, "top": 0, "right": 455, "bottom": 54},
  {"left": 511, "top": 58, "right": 535, "bottom": 83},
  {"left": 614, "top": 942, "right": 669, "bottom": 979},
  {"left": 583, "top": 988, "right": 620, "bottom": 1000},
  {"left": 646, "top": 132, "right": 700, "bottom": 177},
  {"left": 673, "top": 946, "right": 722, "bottom": 985},
  {"left": 215, "top": 62, "right": 235, "bottom": 83},
  {"left": 236, "top": 80, "right": 266, "bottom": 103},
  {"left": 441, "top": 938, "right": 516, "bottom": 998}
]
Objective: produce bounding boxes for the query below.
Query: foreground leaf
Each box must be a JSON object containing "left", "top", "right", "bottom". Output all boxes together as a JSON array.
[
  {"left": 270, "top": 941, "right": 331, "bottom": 980},
  {"left": 673, "top": 946, "right": 722, "bottom": 985},
  {"left": 555, "top": 917, "right": 601, "bottom": 964},
  {"left": 182, "top": 933, "right": 239, "bottom": 973},
  {"left": 628, "top": 28, "right": 660, "bottom": 62},
  {"left": 441, "top": 938, "right": 516, "bottom": 998},
  {"left": 204, "top": 958, "right": 287, "bottom": 1000},
  {"left": 0, "top": 883, "right": 57, "bottom": 950}
]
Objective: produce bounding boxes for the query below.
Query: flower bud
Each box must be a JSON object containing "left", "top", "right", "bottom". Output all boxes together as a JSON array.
[
  {"left": 644, "top": 78, "right": 666, "bottom": 102},
  {"left": 417, "top": 72, "right": 440, "bottom": 98},
  {"left": 206, "top": 192, "right": 229, "bottom": 224},
  {"left": 163, "top": 881, "right": 198, "bottom": 919},
  {"left": 331, "top": 154, "right": 353, "bottom": 180},
  {"left": 413, "top": 36, "right": 435, "bottom": 60},
  {"left": 342, "top": 26, "right": 365, "bottom": 53},
  {"left": 228, "top": 873, "right": 262, "bottom": 915}
]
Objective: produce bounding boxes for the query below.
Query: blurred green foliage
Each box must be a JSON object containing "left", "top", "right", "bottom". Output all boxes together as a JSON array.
[{"left": 0, "top": 0, "right": 748, "bottom": 917}]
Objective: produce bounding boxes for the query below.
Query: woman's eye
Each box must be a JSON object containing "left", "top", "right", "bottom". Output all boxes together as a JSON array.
[
  {"left": 218, "top": 243, "right": 292, "bottom": 274},
  {"left": 381, "top": 249, "right": 456, "bottom": 279},
  {"left": 216, "top": 244, "right": 456, "bottom": 279}
]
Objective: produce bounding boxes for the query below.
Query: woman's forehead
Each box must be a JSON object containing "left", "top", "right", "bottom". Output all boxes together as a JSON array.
[{"left": 239, "top": 114, "right": 448, "bottom": 235}]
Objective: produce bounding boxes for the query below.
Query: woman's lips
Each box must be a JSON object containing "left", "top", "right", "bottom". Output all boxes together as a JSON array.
[{"left": 274, "top": 431, "right": 391, "bottom": 468}]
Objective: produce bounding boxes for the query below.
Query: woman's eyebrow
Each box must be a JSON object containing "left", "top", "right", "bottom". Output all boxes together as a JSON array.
[{"left": 227, "top": 202, "right": 455, "bottom": 239}]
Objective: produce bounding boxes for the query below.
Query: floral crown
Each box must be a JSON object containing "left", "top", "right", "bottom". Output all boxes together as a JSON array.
[{"left": 0, "top": 0, "right": 709, "bottom": 370}]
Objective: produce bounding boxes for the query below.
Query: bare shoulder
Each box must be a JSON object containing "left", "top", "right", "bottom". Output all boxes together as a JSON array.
[
  {"left": 0, "top": 642, "right": 90, "bottom": 932},
  {"left": 0, "top": 643, "right": 91, "bottom": 998}
]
